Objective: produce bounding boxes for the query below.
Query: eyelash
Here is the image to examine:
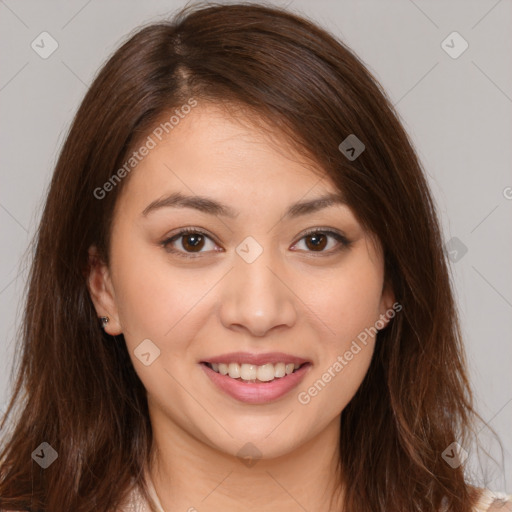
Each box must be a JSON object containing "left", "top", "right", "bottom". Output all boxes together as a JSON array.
[{"left": 160, "top": 226, "right": 352, "bottom": 259}]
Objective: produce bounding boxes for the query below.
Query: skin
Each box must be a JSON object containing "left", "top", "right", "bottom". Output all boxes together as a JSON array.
[{"left": 87, "top": 103, "right": 395, "bottom": 512}]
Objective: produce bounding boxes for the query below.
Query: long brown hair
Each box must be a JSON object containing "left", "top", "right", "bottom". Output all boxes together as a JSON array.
[{"left": 0, "top": 2, "right": 487, "bottom": 510}]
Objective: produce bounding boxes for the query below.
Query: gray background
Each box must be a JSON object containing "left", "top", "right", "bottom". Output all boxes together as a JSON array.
[{"left": 1, "top": 0, "right": 511, "bottom": 492}]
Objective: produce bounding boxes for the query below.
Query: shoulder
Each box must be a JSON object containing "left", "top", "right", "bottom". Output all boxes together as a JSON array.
[{"left": 472, "top": 488, "right": 512, "bottom": 511}]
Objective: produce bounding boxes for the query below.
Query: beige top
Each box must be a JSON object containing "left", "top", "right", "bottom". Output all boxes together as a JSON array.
[
  {"left": 121, "top": 479, "right": 512, "bottom": 512},
  {"left": 472, "top": 489, "right": 512, "bottom": 511},
  {"left": 119, "top": 477, "right": 165, "bottom": 512}
]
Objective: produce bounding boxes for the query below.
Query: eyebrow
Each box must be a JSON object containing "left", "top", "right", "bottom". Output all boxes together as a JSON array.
[{"left": 141, "top": 191, "right": 347, "bottom": 220}]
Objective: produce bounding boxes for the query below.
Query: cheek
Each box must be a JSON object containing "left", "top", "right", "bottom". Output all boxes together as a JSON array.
[
  {"left": 296, "top": 311, "right": 377, "bottom": 423},
  {"left": 298, "top": 254, "right": 384, "bottom": 347},
  {"left": 294, "top": 249, "right": 383, "bottom": 410},
  {"left": 110, "top": 233, "right": 199, "bottom": 348}
]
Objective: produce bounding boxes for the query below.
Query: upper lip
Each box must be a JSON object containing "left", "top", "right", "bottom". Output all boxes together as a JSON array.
[{"left": 201, "top": 352, "right": 310, "bottom": 366}]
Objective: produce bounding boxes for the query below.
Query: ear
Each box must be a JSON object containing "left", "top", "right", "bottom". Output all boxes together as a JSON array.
[
  {"left": 377, "top": 278, "right": 396, "bottom": 330},
  {"left": 86, "top": 245, "right": 123, "bottom": 335}
]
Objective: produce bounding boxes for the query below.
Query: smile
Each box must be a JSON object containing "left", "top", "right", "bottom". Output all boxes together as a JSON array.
[
  {"left": 203, "top": 361, "right": 305, "bottom": 383},
  {"left": 199, "top": 352, "right": 312, "bottom": 404}
]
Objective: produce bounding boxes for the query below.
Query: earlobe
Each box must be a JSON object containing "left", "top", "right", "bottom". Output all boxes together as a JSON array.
[{"left": 86, "top": 245, "right": 123, "bottom": 335}]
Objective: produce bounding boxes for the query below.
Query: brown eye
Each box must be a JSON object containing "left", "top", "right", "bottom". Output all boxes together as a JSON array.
[
  {"left": 292, "top": 229, "right": 351, "bottom": 255},
  {"left": 181, "top": 233, "right": 206, "bottom": 252},
  {"left": 304, "top": 233, "right": 328, "bottom": 251},
  {"left": 161, "top": 229, "right": 218, "bottom": 257}
]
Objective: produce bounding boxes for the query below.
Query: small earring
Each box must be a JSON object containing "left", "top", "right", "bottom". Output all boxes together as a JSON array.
[{"left": 99, "top": 316, "right": 110, "bottom": 329}]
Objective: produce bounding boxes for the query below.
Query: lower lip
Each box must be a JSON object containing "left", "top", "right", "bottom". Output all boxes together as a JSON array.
[{"left": 200, "top": 363, "right": 311, "bottom": 404}]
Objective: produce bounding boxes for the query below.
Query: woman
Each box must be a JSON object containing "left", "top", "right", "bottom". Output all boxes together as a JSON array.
[{"left": 0, "top": 2, "right": 510, "bottom": 511}]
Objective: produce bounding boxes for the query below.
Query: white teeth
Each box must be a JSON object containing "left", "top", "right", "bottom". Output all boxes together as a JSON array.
[
  {"left": 274, "top": 362, "right": 285, "bottom": 378},
  {"left": 240, "top": 364, "right": 257, "bottom": 381},
  {"left": 256, "top": 363, "right": 275, "bottom": 382},
  {"left": 207, "top": 361, "right": 305, "bottom": 382},
  {"left": 228, "top": 363, "right": 241, "bottom": 378}
]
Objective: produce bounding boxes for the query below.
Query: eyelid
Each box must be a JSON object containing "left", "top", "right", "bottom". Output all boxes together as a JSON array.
[
  {"left": 290, "top": 227, "right": 351, "bottom": 255},
  {"left": 295, "top": 226, "right": 350, "bottom": 244}
]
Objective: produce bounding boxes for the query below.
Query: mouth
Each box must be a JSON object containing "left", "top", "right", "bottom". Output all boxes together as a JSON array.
[
  {"left": 201, "top": 361, "right": 310, "bottom": 384},
  {"left": 200, "top": 358, "right": 312, "bottom": 404},
  {"left": 199, "top": 352, "right": 312, "bottom": 403}
]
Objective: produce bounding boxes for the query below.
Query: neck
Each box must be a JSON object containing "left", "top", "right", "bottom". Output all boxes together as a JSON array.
[{"left": 147, "top": 413, "right": 345, "bottom": 512}]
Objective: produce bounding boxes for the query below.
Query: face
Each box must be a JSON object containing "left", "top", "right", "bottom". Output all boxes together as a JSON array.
[{"left": 88, "top": 103, "right": 394, "bottom": 460}]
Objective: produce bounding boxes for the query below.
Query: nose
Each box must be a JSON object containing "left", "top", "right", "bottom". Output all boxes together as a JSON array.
[{"left": 218, "top": 243, "right": 298, "bottom": 338}]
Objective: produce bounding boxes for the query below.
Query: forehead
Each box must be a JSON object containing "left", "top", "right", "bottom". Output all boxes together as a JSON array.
[{"left": 117, "top": 103, "right": 338, "bottom": 209}]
